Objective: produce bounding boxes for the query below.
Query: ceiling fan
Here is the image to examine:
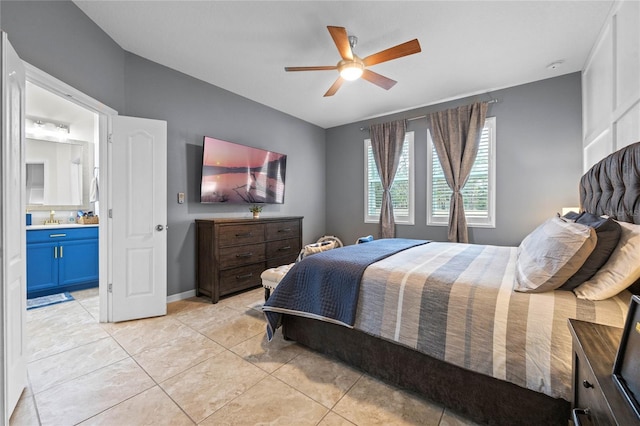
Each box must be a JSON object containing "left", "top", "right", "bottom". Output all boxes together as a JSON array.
[{"left": 285, "top": 26, "right": 421, "bottom": 97}]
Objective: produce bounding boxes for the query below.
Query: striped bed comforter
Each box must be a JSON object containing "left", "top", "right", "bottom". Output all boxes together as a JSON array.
[{"left": 352, "top": 242, "right": 631, "bottom": 401}]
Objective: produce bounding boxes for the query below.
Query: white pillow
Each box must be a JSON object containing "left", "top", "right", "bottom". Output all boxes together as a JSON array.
[
  {"left": 303, "top": 240, "right": 336, "bottom": 256},
  {"left": 514, "top": 216, "right": 597, "bottom": 293},
  {"left": 574, "top": 221, "right": 640, "bottom": 300},
  {"left": 295, "top": 240, "right": 336, "bottom": 262}
]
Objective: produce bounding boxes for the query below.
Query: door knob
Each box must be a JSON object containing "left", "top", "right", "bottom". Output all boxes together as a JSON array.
[{"left": 156, "top": 224, "right": 164, "bottom": 231}]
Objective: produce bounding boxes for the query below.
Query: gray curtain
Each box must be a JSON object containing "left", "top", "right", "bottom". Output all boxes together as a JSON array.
[
  {"left": 427, "top": 102, "right": 488, "bottom": 243},
  {"left": 369, "top": 120, "right": 407, "bottom": 238}
]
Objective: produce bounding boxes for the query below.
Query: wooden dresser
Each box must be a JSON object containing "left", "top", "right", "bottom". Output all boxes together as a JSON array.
[
  {"left": 569, "top": 319, "right": 640, "bottom": 425},
  {"left": 196, "top": 216, "right": 302, "bottom": 303}
]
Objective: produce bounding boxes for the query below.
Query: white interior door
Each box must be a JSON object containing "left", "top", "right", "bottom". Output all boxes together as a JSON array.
[
  {"left": 110, "top": 116, "right": 167, "bottom": 322},
  {"left": 1, "top": 32, "right": 27, "bottom": 422}
]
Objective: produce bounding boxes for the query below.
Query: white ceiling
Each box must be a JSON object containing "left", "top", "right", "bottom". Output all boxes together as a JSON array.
[{"left": 72, "top": 1, "right": 613, "bottom": 129}]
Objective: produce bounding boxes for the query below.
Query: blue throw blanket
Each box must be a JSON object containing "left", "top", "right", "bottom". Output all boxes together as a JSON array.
[{"left": 263, "top": 238, "right": 429, "bottom": 340}]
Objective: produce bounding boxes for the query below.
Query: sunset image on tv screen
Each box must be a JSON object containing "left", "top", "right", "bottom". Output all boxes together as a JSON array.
[{"left": 201, "top": 137, "right": 286, "bottom": 204}]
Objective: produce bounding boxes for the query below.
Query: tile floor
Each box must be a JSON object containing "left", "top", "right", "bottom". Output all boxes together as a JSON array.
[{"left": 10, "top": 287, "right": 478, "bottom": 425}]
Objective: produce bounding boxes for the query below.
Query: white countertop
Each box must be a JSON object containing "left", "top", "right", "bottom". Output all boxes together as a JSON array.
[{"left": 27, "top": 223, "right": 99, "bottom": 230}]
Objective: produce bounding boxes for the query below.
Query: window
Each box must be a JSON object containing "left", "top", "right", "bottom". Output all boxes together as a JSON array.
[
  {"left": 364, "top": 132, "right": 414, "bottom": 224},
  {"left": 427, "top": 117, "right": 496, "bottom": 227}
]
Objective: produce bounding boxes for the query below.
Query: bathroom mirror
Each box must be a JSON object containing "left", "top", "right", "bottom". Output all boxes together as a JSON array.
[{"left": 25, "top": 137, "right": 94, "bottom": 211}]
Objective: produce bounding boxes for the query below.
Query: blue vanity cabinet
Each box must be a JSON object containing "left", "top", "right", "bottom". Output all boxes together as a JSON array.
[
  {"left": 27, "top": 227, "right": 99, "bottom": 298},
  {"left": 58, "top": 238, "right": 99, "bottom": 287},
  {"left": 25, "top": 241, "right": 58, "bottom": 292}
]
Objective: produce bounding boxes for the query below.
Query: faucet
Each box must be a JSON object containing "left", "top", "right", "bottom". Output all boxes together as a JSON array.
[{"left": 44, "top": 210, "right": 60, "bottom": 225}]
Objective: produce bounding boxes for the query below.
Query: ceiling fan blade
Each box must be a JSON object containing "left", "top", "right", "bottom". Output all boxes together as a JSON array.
[
  {"left": 327, "top": 26, "right": 353, "bottom": 61},
  {"left": 361, "top": 69, "right": 397, "bottom": 90},
  {"left": 324, "top": 77, "right": 344, "bottom": 97},
  {"left": 285, "top": 66, "right": 337, "bottom": 72},
  {"left": 363, "top": 39, "right": 421, "bottom": 67}
]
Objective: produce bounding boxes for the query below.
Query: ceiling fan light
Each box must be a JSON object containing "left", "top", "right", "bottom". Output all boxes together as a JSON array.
[
  {"left": 340, "top": 66, "right": 363, "bottom": 81},
  {"left": 338, "top": 59, "right": 364, "bottom": 81}
]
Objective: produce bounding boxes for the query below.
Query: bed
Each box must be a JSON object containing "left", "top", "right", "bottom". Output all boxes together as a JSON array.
[{"left": 263, "top": 141, "right": 640, "bottom": 425}]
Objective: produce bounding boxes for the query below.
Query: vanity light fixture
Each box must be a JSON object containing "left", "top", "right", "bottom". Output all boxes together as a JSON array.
[{"left": 26, "top": 117, "right": 70, "bottom": 140}]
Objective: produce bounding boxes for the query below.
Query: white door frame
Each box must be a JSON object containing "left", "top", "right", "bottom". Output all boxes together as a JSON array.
[{"left": 25, "top": 63, "right": 116, "bottom": 322}]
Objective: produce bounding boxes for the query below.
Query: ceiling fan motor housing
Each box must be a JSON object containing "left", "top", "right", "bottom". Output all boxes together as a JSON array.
[{"left": 338, "top": 56, "right": 364, "bottom": 80}]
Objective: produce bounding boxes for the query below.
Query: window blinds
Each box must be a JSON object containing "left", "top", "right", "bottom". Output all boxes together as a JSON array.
[{"left": 431, "top": 124, "right": 491, "bottom": 219}]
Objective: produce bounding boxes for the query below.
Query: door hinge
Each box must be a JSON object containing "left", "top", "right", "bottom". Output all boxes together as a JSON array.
[
  {"left": 108, "top": 133, "right": 113, "bottom": 143},
  {"left": 108, "top": 209, "right": 113, "bottom": 218},
  {"left": 108, "top": 283, "right": 113, "bottom": 293}
]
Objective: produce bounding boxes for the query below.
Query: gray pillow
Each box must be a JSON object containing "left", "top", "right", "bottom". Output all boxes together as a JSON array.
[
  {"left": 560, "top": 212, "right": 622, "bottom": 290},
  {"left": 514, "top": 215, "right": 597, "bottom": 293}
]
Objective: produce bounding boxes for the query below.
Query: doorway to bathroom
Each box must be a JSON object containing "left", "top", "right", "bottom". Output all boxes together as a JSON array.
[
  {"left": 25, "top": 63, "right": 114, "bottom": 323},
  {"left": 24, "top": 63, "right": 169, "bottom": 324},
  {"left": 25, "top": 80, "right": 100, "bottom": 301}
]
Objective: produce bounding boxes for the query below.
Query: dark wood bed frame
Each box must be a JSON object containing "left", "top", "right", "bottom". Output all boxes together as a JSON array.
[{"left": 281, "top": 141, "right": 640, "bottom": 425}]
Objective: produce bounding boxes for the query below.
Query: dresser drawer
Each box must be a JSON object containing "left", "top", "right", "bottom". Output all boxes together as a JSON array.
[
  {"left": 266, "top": 237, "right": 300, "bottom": 260},
  {"left": 219, "top": 263, "right": 264, "bottom": 295},
  {"left": 218, "top": 224, "right": 265, "bottom": 247},
  {"left": 575, "top": 351, "right": 615, "bottom": 425},
  {"left": 266, "top": 220, "right": 300, "bottom": 241},
  {"left": 218, "top": 243, "right": 265, "bottom": 269}
]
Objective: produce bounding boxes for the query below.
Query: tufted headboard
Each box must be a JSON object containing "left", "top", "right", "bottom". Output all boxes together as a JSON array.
[{"left": 580, "top": 141, "right": 640, "bottom": 225}]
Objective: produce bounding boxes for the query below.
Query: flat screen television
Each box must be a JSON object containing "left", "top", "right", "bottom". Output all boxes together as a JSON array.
[{"left": 200, "top": 136, "right": 287, "bottom": 204}]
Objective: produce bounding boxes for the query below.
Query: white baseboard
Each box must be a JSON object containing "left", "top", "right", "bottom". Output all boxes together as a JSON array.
[{"left": 167, "top": 289, "right": 196, "bottom": 303}]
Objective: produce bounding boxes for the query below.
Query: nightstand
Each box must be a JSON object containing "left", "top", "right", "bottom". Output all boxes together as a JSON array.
[{"left": 568, "top": 319, "right": 640, "bottom": 425}]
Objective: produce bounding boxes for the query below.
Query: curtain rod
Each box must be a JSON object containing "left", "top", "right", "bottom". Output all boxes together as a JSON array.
[{"left": 360, "top": 98, "right": 500, "bottom": 131}]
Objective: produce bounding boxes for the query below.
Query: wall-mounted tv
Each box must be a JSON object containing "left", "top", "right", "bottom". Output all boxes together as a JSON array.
[{"left": 200, "top": 136, "right": 287, "bottom": 204}]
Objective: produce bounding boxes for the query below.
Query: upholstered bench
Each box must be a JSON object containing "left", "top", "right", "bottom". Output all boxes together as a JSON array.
[{"left": 260, "top": 263, "right": 294, "bottom": 301}]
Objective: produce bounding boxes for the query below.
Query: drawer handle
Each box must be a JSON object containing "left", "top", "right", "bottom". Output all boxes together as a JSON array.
[
  {"left": 278, "top": 228, "right": 292, "bottom": 233},
  {"left": 572, "top": 408, "right": 591, "bottom": 426},
  {"left": 235, "top": 232, "right": 253, "bottom": 238},
  {"left": 236, "top": 273, "right": 253, "bottom": 280},
  {"left": 49, "top": 233, "right": 67, "bottom": 238},
  {"left": 278, "top": 246, "right": 291, "bottom": 251},
  {"left": 582, "top": 380, "right": 594, "bottom": 389},
  {"left": 236, "top": 252, "right": 253, "bottom": 258}
]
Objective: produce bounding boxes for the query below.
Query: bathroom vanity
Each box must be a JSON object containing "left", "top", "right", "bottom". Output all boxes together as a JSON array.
[{"left": 26, "top": 224, "right": 98, "bottom": 298}]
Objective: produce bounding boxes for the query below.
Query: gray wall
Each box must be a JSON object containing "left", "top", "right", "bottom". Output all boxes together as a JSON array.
[
  {"left": 2, "top": 1, "right": 326, "bottom": 298},
  {"left": 325, "top": 73, "right": 583, "bottom": 247},
  {"left": 123, "top": 53, "right": 325, "bottom": 296},
  {"left": 1, "top": 1, "right": 126, "bottom": 113}
]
